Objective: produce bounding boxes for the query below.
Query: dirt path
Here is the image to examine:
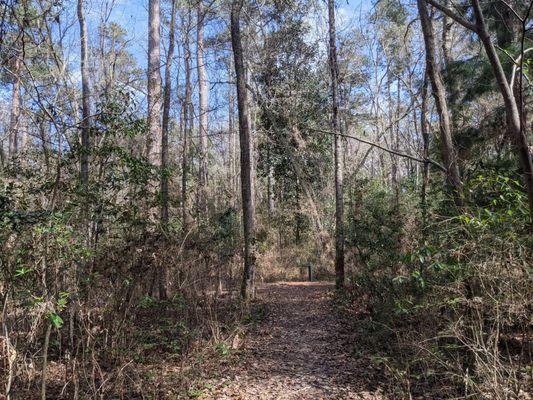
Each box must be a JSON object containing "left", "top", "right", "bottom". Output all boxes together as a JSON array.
[{"left": 203, "top": 282, "right": 382, "bottom": 399}]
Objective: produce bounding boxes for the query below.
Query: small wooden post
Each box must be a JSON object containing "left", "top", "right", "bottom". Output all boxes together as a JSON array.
[{"left": 307, "top": 262, "right": 312, "bottom": 282}]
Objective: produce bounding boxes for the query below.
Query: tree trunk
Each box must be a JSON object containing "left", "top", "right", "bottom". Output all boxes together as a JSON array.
[
  {"left": 441, "top": 0, "right": 452, "bottom": 69},
  {"left": 147, "top": 0, "right": 162, "bottom": 167},
  {"left": 387, "top": 77, "right": 400, "bottom": 205},
  {"left": 8, "top": 55, "right": 21, "bottom": 158},
  {"left": 267, "top": 143, "right": 274, "bottom": 215},
  {"left": 245, "top": 67, "right": 257, "bottom": 210},
  {"left": 228, "top": 64, "right": 238, "bottom": 208},
  {"left": 77, "top": 0, "right": 90, "bottom": 188},
  {"left": 40, "top": 323, "right": 52, "bottom": 400},
  {"left": 197, "top": 0, "right": 208, "bottom": 218},
  {"left": 181, "top": 8, "right": 193, "bottom": 234},
  {"left": 161, "top": 0, "right": 177, "bottom": 226},
  {"left": 327, "top": 0, "right": 345, "bottom": 290},
  {"left": 231, "top": 0, "right": 256, "bottom": 299},
  {"left": 417, "top": 0, "right": 463, "bottom": 206},
  {"left": 420, "top": 73, "right": 430, "bottom": 223},
  {"left": 440, "top": 0, "right": 462, "bottom": 136},
  {"left": 158, "top": 0, "right": 177, "bottom": 300}
]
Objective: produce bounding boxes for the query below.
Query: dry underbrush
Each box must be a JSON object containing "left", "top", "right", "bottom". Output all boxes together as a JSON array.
[
  {"left": 339, "top": 226, "right": 532, "bottom": 398},
  {"left": 338, "top": 176, "right": 532, "bottom": 399},
  {"left": 1, "top": 233, "right": 249, "bottom": 399}
]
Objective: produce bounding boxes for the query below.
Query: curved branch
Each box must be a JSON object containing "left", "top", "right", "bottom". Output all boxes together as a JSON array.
[
  {"left": 425, "top": 0, "right": 478, "bottom": 32},
  {"left": 306, "top": 126, "right": 448, "bottom": 173}
]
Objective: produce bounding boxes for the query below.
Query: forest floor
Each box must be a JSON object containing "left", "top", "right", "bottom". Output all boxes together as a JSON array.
[{"left": 197, "top": 281, "right": 384, "bottom": 399}]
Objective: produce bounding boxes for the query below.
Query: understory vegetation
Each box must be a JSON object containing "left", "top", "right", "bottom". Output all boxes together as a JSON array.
[
  {"left": 1, "top": 0, "right": 532, "bottom": 398},
  {"left": 338, "top": 172, "right": 532, "bottom": 398}
]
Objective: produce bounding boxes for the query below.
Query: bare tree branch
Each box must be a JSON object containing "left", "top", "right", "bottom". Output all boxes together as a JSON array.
[
  {"left": 305, "top": 126, "right": 447, "bottom": 173},
  {"left": 425, "top": 0, "right": 478, "bottom": 32}
]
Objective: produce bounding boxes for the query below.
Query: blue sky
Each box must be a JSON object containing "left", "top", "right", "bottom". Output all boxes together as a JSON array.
[
  {"left": 1, "top": 0, "right": 377, "bottom": 133},
  {"left": 83, "top": 0, "right": 374, "bottom": 72},
  {"left": 79, "top": 0, "right": 377, "bottom": 131}
]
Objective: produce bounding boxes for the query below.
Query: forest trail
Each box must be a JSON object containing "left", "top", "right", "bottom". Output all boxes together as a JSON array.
[{"left": 203, "top": 282, "right": 382, "bottom": 399}]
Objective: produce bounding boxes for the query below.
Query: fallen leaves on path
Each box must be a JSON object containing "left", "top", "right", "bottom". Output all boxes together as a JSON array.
[{"left": 201, "top": 282, "right": 384, "bottom": 399}]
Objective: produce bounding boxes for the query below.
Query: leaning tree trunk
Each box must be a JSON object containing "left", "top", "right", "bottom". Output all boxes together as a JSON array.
[
  {"left": 327, "top": 0, "right": 345, "bottom": 289},
  {"left": 77, "top": 0, "right": 91, "bottom": 188},
  {"left": 426, "top": 0, "right": 533, "bottom": 221},
  {"left": 231, "top": 0, "right": 256, "bottom": 299},
  {"left": 417, "top": 0, "right": 463, "bottom": 206},
  {"left": 197, "top": 0, "right": 209, "bottom": 218},
  {"left": 470, "top": 0, "right": 533, "bottom": 223}
]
